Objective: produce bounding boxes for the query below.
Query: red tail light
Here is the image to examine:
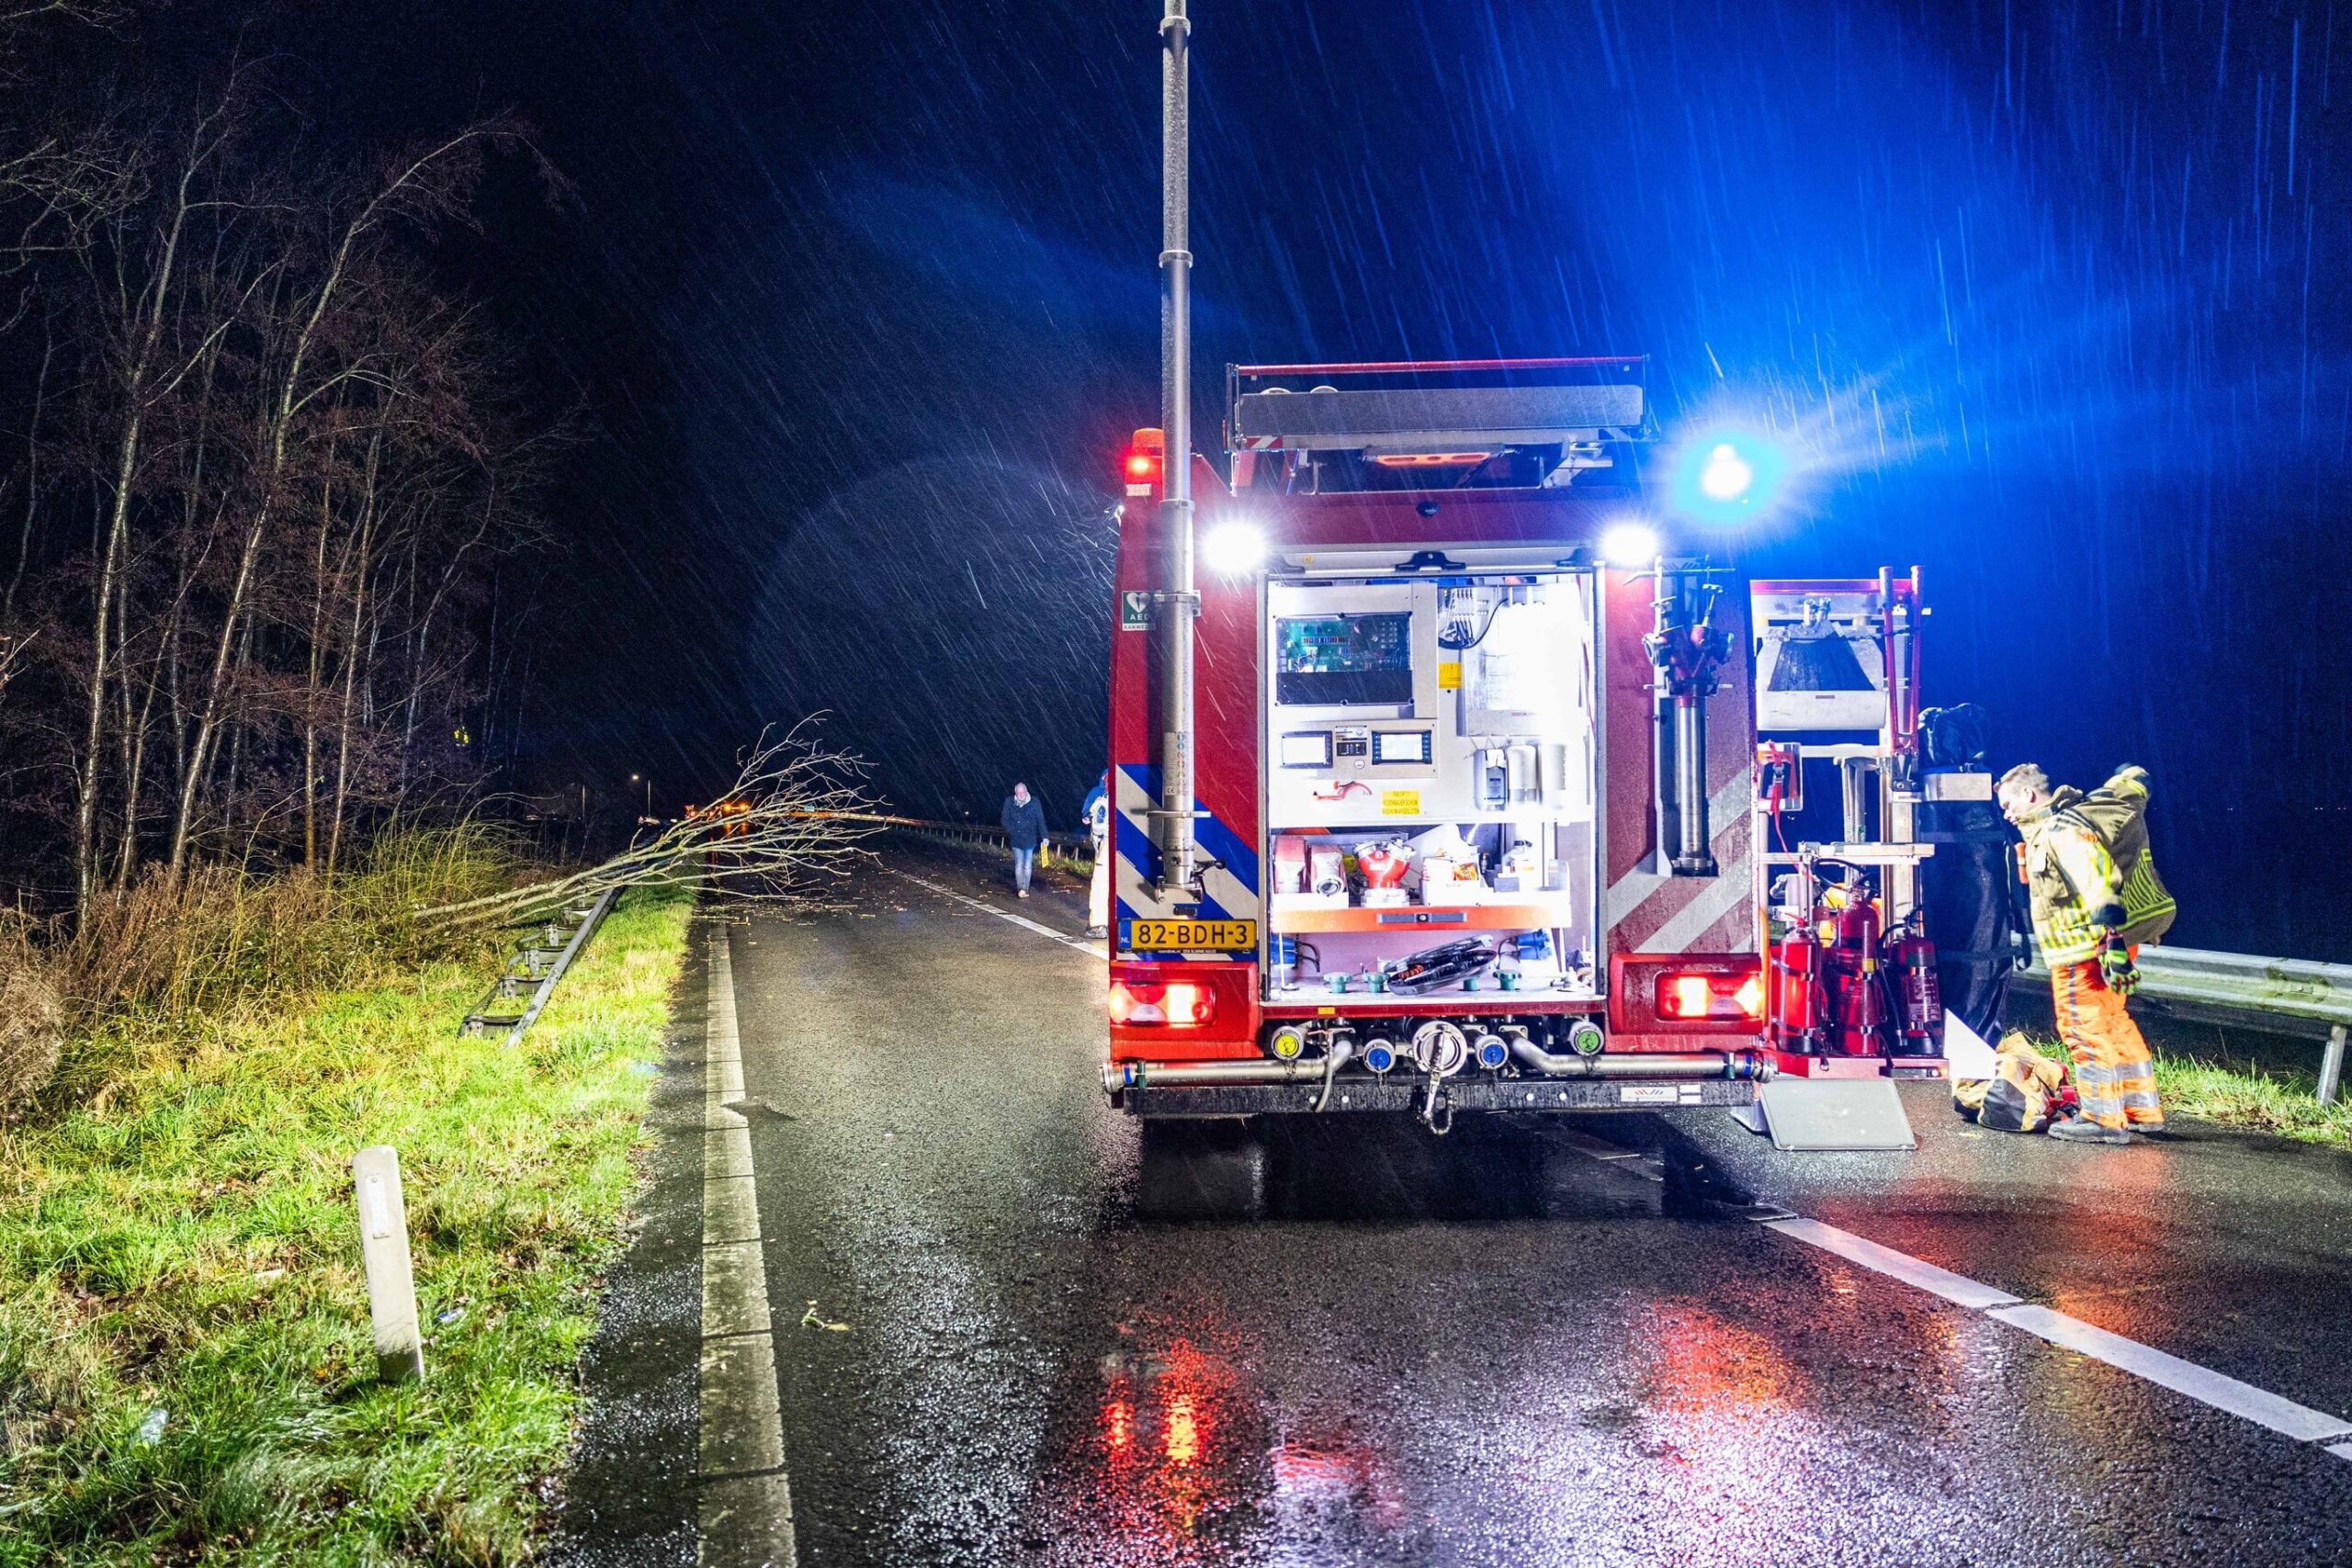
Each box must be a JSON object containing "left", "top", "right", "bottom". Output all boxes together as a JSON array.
[
  {"left": 1109, "top": 978, "right": 1215, "bottom": 1027},
  {"left": 1658, "top": 968, "right": 1766, "bottom": 1021}
]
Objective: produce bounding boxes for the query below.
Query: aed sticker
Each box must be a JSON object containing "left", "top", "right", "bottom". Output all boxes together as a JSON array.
[
  {"left": 1438, "top": 661, "right": 1463, "bottom": 690},
  {"left": 1618, "top": 1084, "right": 1679, "bottom": 1105},
  {"left": 1119, "top": 590, "right": 1152, "bottom": 631},
  {"left": 1380, "top": 789, "right": 1421, "bottom": 817}
]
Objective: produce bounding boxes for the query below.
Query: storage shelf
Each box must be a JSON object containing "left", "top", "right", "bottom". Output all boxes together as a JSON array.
[{"left": 1270, "top": 900, "right": 1566, "bottom": 934}]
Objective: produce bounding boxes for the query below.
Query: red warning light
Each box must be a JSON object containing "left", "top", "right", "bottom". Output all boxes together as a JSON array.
[{"left": 1123, "top": 426, "right": 1166, "bottom": 491}]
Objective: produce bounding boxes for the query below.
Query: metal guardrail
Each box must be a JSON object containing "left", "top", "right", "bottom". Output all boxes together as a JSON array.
[
  {"left": 886, "top": 817, "right": 1095, "bottom": 868},
  {"left": 2025, "top": 944, "right": 2351, "bottom": 1105},
  {"left": 460, "top": 884, "right": 622, "bottom": 1048}
]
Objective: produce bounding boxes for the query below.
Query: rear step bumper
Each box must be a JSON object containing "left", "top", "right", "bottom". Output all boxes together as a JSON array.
[{"left": 1118, "top": 1075, "right": 1757, "bottom": 1118}]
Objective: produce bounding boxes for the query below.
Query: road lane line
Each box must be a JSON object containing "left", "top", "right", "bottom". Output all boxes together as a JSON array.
[
  {"left": 1566, "top": 1126, "right": 2352, "bottom": 1454},
  {"left": 695, "top": 931, "right": 797, "bottom": 1566},
  {"left": 1760, "top": 1217, "right": 2024, "bottom": 1310},
  {"left": 1984, "top": 1304, "right": 2352, "bottom": 1443},
  {"left": 1760, "top": 1213, "right": 2352, "bottom": 1448},
  {"left": 889, "top": 868, "right": 1102, "bottom": 955}
]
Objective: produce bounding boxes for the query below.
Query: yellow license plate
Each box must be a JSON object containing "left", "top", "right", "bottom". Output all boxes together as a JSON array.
[{"left": 1128, "top": 919, "right": 1257, "bottom": 952}]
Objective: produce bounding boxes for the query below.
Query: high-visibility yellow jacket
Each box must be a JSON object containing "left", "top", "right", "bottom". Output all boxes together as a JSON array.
[
  {"left": 2017, "top": 797, "right": 2127, "bottom": 967},
  {"left": 2018, "top": 768, "right": 2178, "bottom": 965}
]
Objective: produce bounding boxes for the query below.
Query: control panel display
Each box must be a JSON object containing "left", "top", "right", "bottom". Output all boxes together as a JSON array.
[
  {"left": 1275, "top": 613, "right": 1412, "bottom": 706},
  {"left": 1279, "top": 730, "right": 1333, "bottom": 768},
  {"left": 1373, "top": 728, "right": 1433, "bottom": 765}
]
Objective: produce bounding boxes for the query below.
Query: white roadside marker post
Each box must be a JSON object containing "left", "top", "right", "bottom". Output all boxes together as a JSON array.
[{"left": 354, "top": 1145, "right": 424, "bottom": 1383}]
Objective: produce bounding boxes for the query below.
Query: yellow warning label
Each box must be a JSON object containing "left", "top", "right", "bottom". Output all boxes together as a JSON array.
[
  {"left": 1438, "top": 661, "right": 1463, "bottom": 690},
  {"left": 1380, "top": 789, "right": 1422, "bottom": 817}
]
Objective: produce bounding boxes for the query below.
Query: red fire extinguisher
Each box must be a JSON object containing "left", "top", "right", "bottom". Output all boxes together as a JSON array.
[
  {"left": 1768, "top": 931, "right": 1821, "bottom": 1050},
  {"left": 1894, "top": 931, "right": 1943, "bottom": 1054},
  {"left": 1824, "top": 885, "right": 1888, "bottom": 1055}
]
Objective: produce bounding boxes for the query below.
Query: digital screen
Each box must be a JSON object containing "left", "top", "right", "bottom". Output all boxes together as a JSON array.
[
  {"left": 1373, "top": 728, "right": 1432, "bottom": 765},
  {"left": 1279, "top": 730, "right": 1333, "bottom": 768},
  {"left": 1275, "top": 613, "right": 1413, "bottom": 706}
]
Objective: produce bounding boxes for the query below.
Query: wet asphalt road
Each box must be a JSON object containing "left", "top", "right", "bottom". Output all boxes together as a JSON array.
[{"left": 558, "top": 839, "right": 2352, "bottom": 1567}]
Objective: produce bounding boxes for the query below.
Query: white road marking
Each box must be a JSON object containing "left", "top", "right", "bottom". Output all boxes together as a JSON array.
[
  {"left": 1566, "top": 1126, "right": 2352, "bottom": 1455},
  {"left": 1984, "top": 1304, "right": 2352, "bottom": 1443},
  {"left": 696, "top": 931, "right": 797, "bottom": 1567},
  {"left": 891, "top": 869, "right": 1102, "bottom": 955},
  {"left": 1761, "top": 1216, "right": 2023, "bottom": 1310}
]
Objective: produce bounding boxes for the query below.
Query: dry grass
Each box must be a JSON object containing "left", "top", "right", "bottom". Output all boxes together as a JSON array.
[
  {"left": 58, "top": 827, "right": 518, "bottom": 1020},
  {"left": 19, "top": 829, "right": 521, "bottom": 1115},
  {"left": 0, "top": 918, "right": 64, "bottom": 1114}
]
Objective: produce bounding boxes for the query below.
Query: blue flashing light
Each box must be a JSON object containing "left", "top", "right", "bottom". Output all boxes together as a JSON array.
[
  {"left": 1670, "top": 429, "right": 1787, "bottom": 526},
  {"left": 1698, "top": 444, "right": 1752, "bottom": 501}
]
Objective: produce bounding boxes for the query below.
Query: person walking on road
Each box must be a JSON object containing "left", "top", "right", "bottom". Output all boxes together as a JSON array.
[
  {"left": 1080, "top": 771, "right": 1112, "bottom": 938},
  {"left": 1996, "top": 762, "right": 2173, "bottom": 1144},
  {"left": 1001, "top": 781, "right": 1047, "bottom": 898}
]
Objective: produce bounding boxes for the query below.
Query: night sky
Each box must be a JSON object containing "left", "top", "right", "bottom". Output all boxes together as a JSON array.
[{"left": 244, "top": 0, "right": 2346, "bottom": 959}]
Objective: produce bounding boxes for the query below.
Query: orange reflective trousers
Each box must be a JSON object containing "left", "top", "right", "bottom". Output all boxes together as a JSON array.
[{"left": 2050, "top": 954, "right": 2165, "bottom": 1131}]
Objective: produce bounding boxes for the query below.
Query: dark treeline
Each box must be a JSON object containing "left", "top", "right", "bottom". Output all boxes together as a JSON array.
[{"left": 0, "top": 5, "right": 566, "bottom": 923}]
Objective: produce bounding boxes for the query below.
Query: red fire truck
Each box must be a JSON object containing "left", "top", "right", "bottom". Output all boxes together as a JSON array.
[
  {"left": 1101, "top": 6, "right": 1979, "bottom": 1138},
  {"left": 1099, "top": 357, "right": 1970, "bottom": 1134}
]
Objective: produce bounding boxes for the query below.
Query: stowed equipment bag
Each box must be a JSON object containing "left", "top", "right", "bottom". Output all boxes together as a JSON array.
[
  {"left": 2064, "top": 765, "right": 2177, "bottom": 947},
  {"left": 1952, "top": 1033, "right": 2072, "bottom": 1134}
]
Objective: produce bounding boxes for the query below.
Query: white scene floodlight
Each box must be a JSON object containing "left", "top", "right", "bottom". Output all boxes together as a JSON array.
[
  {"left": 1600, "top": 522, "right": 1659, "bottom": 568},
  {"left": 1203, "top": 521, "right": 1266, "bottom": 576}
]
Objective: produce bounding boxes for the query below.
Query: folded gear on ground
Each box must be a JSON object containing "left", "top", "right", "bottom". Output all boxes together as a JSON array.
[{"left": 1952, "top": 1032, "right": 2073, "bottom": 1134}]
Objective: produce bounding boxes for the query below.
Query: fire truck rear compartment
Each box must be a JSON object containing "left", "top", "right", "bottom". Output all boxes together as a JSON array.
[{"left": 1263, "top": 570, "right": 1600, "bottom": 1008}]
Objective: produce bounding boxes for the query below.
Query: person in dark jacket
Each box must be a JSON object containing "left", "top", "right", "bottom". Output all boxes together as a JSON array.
[{"left": 1001, "top": 782, "right": 1047, "bottom": 897}]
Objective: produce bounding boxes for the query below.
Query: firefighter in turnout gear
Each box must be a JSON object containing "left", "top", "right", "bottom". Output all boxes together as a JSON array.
[{"left": 1996, "top": 763, "right": 2170, "bottom": 1143}]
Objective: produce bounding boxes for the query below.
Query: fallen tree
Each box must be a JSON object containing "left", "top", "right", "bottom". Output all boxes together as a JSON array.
[{"left": 419, "top": 722, "right": 886, "bottom": 926}]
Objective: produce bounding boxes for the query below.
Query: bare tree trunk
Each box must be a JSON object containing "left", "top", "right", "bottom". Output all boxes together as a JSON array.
[
  {"left": 111, "top": 556, "right": 149, "bottom": 890},
  {"left": 395, "top": 533, "right": 422, "bottom": 801},
  {"left": 74, "top": 92, "right": 232, "bottom": 918},
  {"left": 325, "top": 423, "right": 382, "bottom": 880},
  {"left": 169, "top": 493, "right": 269, "bottom": 877},
  {"left": 74, "top": 400, "right": 141, "bottom": 918},
  {"left": 169, "top": 130, "right": 485, "bottom": 882},
  {"left": 222, "top": 605, "right": 250, "bottom": 852},
  {"left": 326, "top": 520, "right": 371, "bottom": 877},
  {"left": 2, "top": 327, "right": 52, "bottom": 632},
  {"left": 301, "top": 473, "right": 334, "bottom": 867}
]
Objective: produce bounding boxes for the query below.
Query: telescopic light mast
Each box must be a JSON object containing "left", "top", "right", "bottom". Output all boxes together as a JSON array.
[{"left": 1151, "top": 0, "right": 1199, "bottom": 899}]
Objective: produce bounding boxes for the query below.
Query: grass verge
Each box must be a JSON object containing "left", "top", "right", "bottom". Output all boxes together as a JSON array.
[
  {"left": 0, "top": 885, "right": 694, "bottom": 1565},
  {"left": 2007, "top": 1029, "right": 2352, "bottom": 1149},
  {"left": 2149, "top": 1054, "right": 2352, "bottom": 1148}
]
